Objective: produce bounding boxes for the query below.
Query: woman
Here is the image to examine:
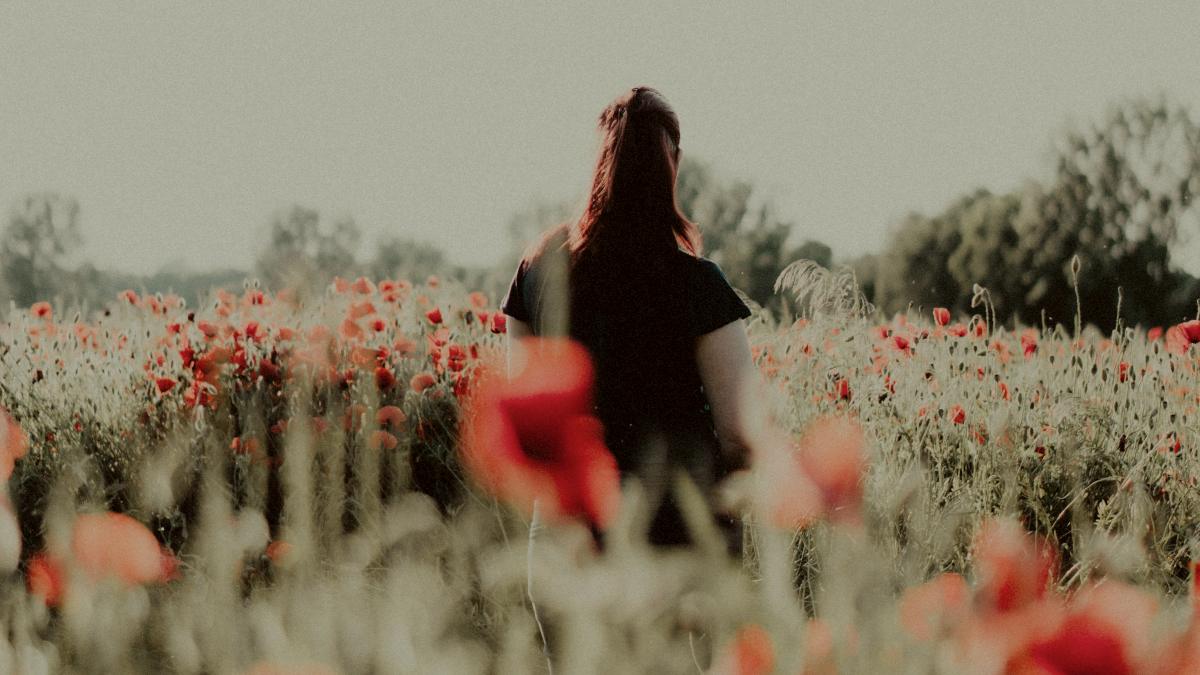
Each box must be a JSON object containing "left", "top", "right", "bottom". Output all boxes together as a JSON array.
[{"left": 500, "top": 86, "right": 758, "bottom": 555}]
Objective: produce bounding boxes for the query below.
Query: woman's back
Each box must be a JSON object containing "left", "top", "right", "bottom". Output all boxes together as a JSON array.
[{"left": 501, "top": 235, "right": 751, "bottom": 548}]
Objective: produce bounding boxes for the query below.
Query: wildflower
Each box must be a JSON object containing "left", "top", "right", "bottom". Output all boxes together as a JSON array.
[
  {"left": 899, "top": 573, "right": 970, "bottom": 641},
  {"left": 266, "top": 540, "right": 293, "bottom": 566},
  {"left": 0, "top": 408, "right": 29, "bottom": 482},
  {"left": 1148, "top": 326, "right": 1164, "bottom": 341},
  {"left": 468, "top": 291, "right": 489, "bottom": 308},
  {"left": 711, "top": 624, "right": 774, "bottom": 675},
  {"left": 367, "top": 430, "right": 399, "bottom": 451},
  {"left": 31, "top": 301, "right": 52, "bottom": 319},
  {"left": 376, "top": 405, "right": 407, "bottom": 429},
  {"left": 756, "top": 415, "right": 867, "bottom": 529},
  {"left": 950, "top": 404, "right": 966, "bottom": 425},
  {"left": 490, "top": 312, "right": 507, "bottom": 334},
  {"left": 155, "top": 377, "right": 177, "bottom": 393},
  {"left": 29, "top": 512, "right": 179, "bottom": 607},
  {"left": 458, "top": 338, "right": 619, "bottom": 529},
  {"left": 374, "top": 366, "right": 396, "bottom": 390},
  {"left": 425, "top": 307, "right": 443, "bottom": 325},
  {"left": 27, "top": 553, "right": 65, "bottom": 606},
  {"left": 933, "top": 307, "right": 951, "bottom": 326},
  {"left": 1179, "top": 320, "right": 1200, "bottom": 345},
  {"left": 972, "top": 517, "right": 1058, "bottom": 613},
  {"left": 410, "top": 372, "right": 436, "bottom": 392},
  {"left": 1118, "top": 361, "right": 1130, "bottom": 383},
  {"left": 339, "top": 318, "right": 365, "bottom": 341},
  {"left": 1020, "top": 329, "right": 1038, "bottom": 358},
  {"left": 446, "top": 343, "right": 468, "bottom": 372}
]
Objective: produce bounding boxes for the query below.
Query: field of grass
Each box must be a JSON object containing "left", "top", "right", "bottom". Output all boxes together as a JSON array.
[{"left": 0, "top": 276, "right": 1198, "bottom": 674}]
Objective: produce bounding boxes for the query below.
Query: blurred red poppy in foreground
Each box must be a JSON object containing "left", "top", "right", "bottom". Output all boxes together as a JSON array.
[
  {"left": 754, "top": 414, "right": 869, "bottom": 529},
  {"left": 711, "top": 624, "right": 774, "bottom": 675},
  {"left": 458, "top": 338, "right": 619, "bottom": 529},
  {"left": 0, "top": 407, "right": 29, "bottom": 482},
  {"left": 27, "top": 512, "right": 178, "bottom": 606},
  {"left": 972, "top": 517, "right": 1058, "bottom": 614}
]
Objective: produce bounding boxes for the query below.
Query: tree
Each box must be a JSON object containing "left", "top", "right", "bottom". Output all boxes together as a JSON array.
[
  {"left": 0, "top": 193, "right": 83, "bottom": 309},
  {"left": 254, "top": 205, "right": 361, "bottom": 296},
  {"left": 675, "top": 156, "right": 827, "bottom": 313},
  {"left": 873, "top": 202, "right": 964, "bottom": 319},
  {"left": 366, "top": 235, "right": 450, "bottom": 283},
  {"left": 1012, "top": 95, "right": 1200, "bottom": 330}
]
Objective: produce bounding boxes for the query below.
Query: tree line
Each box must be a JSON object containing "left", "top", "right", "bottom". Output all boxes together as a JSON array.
[
  {"left": 2, "top": 94, "right": 1197, "bottom": 330},
  {"left": 853, "top": 95, "right": 1200, "bottom": 331}
]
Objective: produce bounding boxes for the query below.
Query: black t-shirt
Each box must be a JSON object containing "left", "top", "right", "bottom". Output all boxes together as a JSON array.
[{"left": 500, "top": 243, "right": 752, "bottom": 521}]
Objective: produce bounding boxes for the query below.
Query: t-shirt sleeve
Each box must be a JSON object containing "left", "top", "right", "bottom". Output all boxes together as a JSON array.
[
  {"left": 690, "top": 258, "right": 752, "bottom": 337},
  {"left": 500, "top": 259, "right": 533, "bottom": 322}
]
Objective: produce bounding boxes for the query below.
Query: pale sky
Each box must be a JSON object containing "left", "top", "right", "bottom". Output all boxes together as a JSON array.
[{"left": 3, "top": 2, "right": 1200, "bottom": 276}]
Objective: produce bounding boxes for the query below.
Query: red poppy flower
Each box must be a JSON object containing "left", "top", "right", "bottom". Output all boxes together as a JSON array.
[
  {"left": 155, "top": 377, "right": 177, "bottom": 393},
  {"left": 490, "top": 313, "right": 507, "bottom": 334},
  {"left": 950, "top": 404, "right": 966, "bottom": 425},
  {"left": 374, "top": 366, "right": 396, "bottom": 390},
  {"left": 754, "top": 415, "right": 867, "bottom": 529},
  {"left": 1020, "top": 329, "right": 1038, "bottom": 358},
  {"left": 425, "top": 307, "right": 443, "bottom": 325},
  {"left": 265, "top": 540, "right": 293, "bottom": 566},
  {"left": 376, "top": 405, "right": 407, "bottom": 429},
  {"left": 27, "top": 552, "right": 65, "bottom": 606},
  {"left": 29, "top": 512, "right": 179, "bottom": 606},
  {"left": 0, "top": 408, "right": 29, "bottom": 482},
  {"left": 367, "top": 430, "right": 399, "bottom": 451},
  {"left": 899, "top": 572, "right": 970, "bottom": 641},
  {"left": 410, "top": 372, "right": 436, "bottom": 392},
  {"left": 973, "top": 517, "right": 1058, "bottom": 614},
  {"left": 1179, "top": 320, "right": 1200, "bottom": 345},
  {"left": 30, "top": 301, "right": 52, "bottom": 319},
  {"left": 932, "top": 307, "right": 950, "bottom": 327},
  {"left": 459, "top": 338, "right": 619, "bottom": 529},
  {"left": 712, "top": 624, "right": 774, "bottom": 675}
]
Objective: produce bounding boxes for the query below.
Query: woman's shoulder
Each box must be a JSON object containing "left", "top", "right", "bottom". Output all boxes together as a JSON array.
[{"left": 674, "top": 250, "right": 732, "bottom": 283}]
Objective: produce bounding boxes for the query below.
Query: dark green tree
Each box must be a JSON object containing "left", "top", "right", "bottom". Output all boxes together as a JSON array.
[
  {"left": 1013, "top": 95, "right": 1200, "bottom": 330},
  {"left": 254, "top": 205, "right": 362, "bottom": 296},
  {"left": 0, "top": 193, "right": 83, "bottom": 309}
]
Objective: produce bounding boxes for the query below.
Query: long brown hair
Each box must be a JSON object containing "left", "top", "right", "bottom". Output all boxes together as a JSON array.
[{"left": 524, "top": 86, "right": 702, "bottom": 265}]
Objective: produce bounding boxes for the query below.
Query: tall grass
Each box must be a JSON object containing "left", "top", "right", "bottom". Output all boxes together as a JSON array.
[{"left": 0, "top": 277, "right": 1196, "bottom": 673}]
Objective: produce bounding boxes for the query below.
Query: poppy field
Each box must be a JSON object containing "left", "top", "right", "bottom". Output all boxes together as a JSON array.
[{"left": 0, "top": 276, "right": 1199, "bottom": 674}]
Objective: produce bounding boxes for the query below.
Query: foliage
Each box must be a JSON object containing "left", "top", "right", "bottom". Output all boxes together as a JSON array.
[
  {"left": 0, "top": 194, "right": 83, "bottom": 310},
  {"left": 868, "top": 95, "right": 1200, "bottom": 331}
]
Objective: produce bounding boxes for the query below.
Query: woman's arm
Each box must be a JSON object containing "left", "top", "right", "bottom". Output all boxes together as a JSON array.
[
  {"left": 695, "top": 319, "right": 758, "bottom": 470},
  {"left": 505, "top": 316, "right": 534, "bottom": 380}
]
